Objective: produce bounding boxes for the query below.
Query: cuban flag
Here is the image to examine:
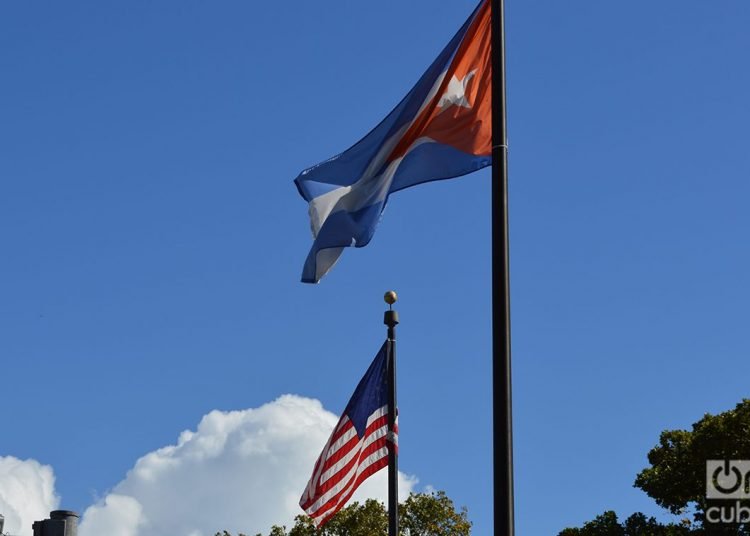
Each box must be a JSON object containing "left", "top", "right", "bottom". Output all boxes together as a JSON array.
[
  {"left": 295, "top": 0, "right": 492, "bottom": 283},
  {"left": 299, "top": 342, "right": 396, "bottom": 526}
]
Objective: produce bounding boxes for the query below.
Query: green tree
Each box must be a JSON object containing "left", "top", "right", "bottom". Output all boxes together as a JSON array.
[
  {"left": 219, "top": 490, "right": 471, "bottom": 536},
  {"left": 400, "top": 491, "right": 471, "bottom": 535},
  {"left": 559, "top": 399, "right": 750, "bottom": 535},
  {"left": 558, "top": 511, "right": 692, "bottom": 535}
]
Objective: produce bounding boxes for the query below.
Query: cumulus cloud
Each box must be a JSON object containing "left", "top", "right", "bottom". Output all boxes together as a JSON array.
[
  {"left": 78, "top": 494, "right": 143, "bottom": 536},
  {"left": 0, "top": 456, "right": 59, "bottom": 536},
  {"left": 78, "top": 395, "right": 417, "bottom": 536}
]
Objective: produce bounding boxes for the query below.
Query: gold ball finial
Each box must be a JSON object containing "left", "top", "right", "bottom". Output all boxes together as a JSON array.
[{"left": 384, "top": 290, "right": 398, "bottom": 305}]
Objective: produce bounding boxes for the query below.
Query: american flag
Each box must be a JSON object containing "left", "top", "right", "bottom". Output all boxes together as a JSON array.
[{"left": 300, "top": 342, "right": 398, "bottom": 526}]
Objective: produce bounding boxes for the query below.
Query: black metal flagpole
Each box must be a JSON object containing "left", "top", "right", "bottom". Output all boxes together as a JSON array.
[
  {"left": 384, "top": 290, "right": 400, "bottom": 536},
  {"left": 491, "top": 0, "right": 515, "bottom": 535}
]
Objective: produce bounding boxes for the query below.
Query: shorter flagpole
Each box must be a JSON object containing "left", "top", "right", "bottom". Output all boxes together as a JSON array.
[{"left": 384, "top": 291, "right": 399, "bottom": 536}]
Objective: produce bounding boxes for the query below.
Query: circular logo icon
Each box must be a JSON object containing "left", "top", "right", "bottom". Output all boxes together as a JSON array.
[{"left": 713, "top": 463, "right": 743, "bottom": 495}]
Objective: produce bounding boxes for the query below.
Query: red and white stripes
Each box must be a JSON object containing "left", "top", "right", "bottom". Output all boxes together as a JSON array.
[{"left": 300, "top": 405, "right": 398, "bottom": 526}]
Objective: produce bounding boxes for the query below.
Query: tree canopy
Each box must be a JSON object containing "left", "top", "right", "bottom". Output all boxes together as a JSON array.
[
  {"left": 558, "top": 511, "right": 692, "bottom": 535},
  {"left": 216, "top": 490, "right": 471, "bottom": 536},
  {"left": 559, "top": 399, "right": 750, "bottom": 535}
]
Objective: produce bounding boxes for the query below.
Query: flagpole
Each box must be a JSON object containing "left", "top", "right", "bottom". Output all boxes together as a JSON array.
[
  {"left": 384, "top": 291, "right": 400, "bottom": 536},
  {"left": 491, "top": 0, "right": 515, "bottom": 535}
]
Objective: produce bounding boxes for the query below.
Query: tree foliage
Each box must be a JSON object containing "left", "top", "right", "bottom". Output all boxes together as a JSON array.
[
  {"left": 558, "top": 511, "right": 692, "bottom": 535},
  {"left": 559, "top": 399, "right": 750, "bottom": 535},
  {"left": 400, "top": 491, "right": 472, "bottom": 535},
  {"left": 217, "top": 490, "right": 471, "bottom": 536}
]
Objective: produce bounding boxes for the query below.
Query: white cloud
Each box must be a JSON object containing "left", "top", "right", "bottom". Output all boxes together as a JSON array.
[
  {"left": 78, "top": 395, "right": 417, "bottom": 536},
  {"left": 78, "top": 494, "right": 143, "bottom": 536},
  {"left": 0, "top": 456, "right": 59, "bottom": 536}
]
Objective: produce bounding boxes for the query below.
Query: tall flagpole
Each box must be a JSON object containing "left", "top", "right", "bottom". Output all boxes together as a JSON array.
[
  {"left": 491, "top": 0, "right": 515, "bottom": 535},
  {"left": 384, "top": 291, "right": 400, "bottom": 536}
]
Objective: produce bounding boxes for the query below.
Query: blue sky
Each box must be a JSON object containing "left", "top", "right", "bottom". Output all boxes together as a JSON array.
[{"left": 2, "top": 0, "right": 750, "bottom": 534}]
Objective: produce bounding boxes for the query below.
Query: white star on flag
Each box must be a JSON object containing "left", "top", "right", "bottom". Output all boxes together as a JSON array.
[{"left": 437, "top": 70, "right": 477, "bottom": 111}]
